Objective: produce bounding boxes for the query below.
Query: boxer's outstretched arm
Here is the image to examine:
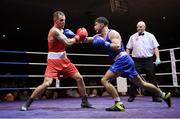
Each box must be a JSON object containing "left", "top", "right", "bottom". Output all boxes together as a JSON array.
[{"left": 82, "top": 37, "right": 94, "bottom": 43}]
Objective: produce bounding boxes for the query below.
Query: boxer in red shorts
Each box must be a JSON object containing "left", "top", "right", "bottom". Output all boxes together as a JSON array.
[{"left": 20, "top": 11, "right": 92, "bottom": 111}]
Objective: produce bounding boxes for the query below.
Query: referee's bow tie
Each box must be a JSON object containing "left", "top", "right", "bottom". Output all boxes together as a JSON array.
[{"left": 138, "top": 32, "right": 144, "bottom": 36}]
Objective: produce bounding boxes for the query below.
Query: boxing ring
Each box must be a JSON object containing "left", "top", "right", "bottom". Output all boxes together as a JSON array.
[{"left": 0, "top": 47, "right": 180, "bottom": 118}]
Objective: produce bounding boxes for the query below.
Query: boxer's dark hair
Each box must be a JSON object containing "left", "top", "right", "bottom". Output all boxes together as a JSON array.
[{"left": 95, "top": 17, "right": 109, "bottom": 26}]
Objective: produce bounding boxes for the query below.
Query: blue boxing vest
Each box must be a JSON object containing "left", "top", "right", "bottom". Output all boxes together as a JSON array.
[{"left": 105, "top": 29, "right": 125, "bottom": 59}]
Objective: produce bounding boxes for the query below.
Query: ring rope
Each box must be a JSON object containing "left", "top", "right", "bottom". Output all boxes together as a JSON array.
[
  {"left": 1, "top": 47, "right": 180, "bottom": 54},
  {"left": 1, "top": 85, "right": 180, "bottom": 91},
  {"left": 0, "top": 74, "right": 104, "bottom": 78},
  {"left": 0, "top": 50, "right": 47, "bottom": 55},
  {"left": 1, "top": 60, "right": 180, "bottom": 66},
  {"left": 0, "top": 73, "right": 179, "bottom": 78},
  {"left": 159, "top": 47, "right": 180, "bottom": 52},
  {"left": 0, "top": 50, "right": 108, "bottom": 56},
  {"left": 0, "top": 86, "right": 105, "bottom": 91},
  {"left": 0, "top": 62, "right": 111, "bottom": 67}
]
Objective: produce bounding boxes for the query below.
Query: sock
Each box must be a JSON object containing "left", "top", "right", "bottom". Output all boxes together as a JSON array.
[
  {"left": 114, "top": 97, "right": 123, "bottom": 104},
  {"left": 155, "top": 90, "right": 165, "bottom": 98},
  {"left": 161, "top": 92, "right": 166, "bottom": 99}
]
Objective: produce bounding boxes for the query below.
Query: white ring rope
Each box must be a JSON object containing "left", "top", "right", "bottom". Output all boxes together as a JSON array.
[
  {"left": 0, "top": 62, "right": 111, "bottom": 67},
  {"left": 0, "top": 50, "right": 108, "bottom": 56},
  {"left": 159, "top": 47, "right": 180, "bottom": 52},
  {"left": 1, "top": 72, "right": 180, "bottom": 78},
  {"left": 2, "top": 47, "right": 180, "bottom": 54},
  {"left": 0, "top": 74, "right": 104, "bottom": 78},
  {"left": 1, "top": 85, "right": 179, "bottom": 91},
  {"left": 1, "top": 60, "right": 179, "bottom": 66}
]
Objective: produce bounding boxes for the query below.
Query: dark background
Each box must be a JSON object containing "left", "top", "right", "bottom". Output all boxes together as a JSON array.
[{"left": 0, "top": 0, "right": 180, "bottom": 52}]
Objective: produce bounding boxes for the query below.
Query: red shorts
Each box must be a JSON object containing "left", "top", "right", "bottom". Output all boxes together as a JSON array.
[{"left": 45, "top": 58, "right": 78, "bottom": 79}]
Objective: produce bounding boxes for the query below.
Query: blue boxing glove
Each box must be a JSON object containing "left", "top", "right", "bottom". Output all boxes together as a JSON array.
[
  {"left": 93, "top": 35, "right": 110, "bottom": 49},
  {"left": 155, "top": 58, "right": 161, "bottom": 66},
  {"left": 63, "top": 29, "right": 75, "bottom": 38}
]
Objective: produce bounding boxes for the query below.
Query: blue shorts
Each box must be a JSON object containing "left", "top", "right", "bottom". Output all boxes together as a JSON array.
[{"left": 109, "top": 55, "right": 138, "bottom": 80}]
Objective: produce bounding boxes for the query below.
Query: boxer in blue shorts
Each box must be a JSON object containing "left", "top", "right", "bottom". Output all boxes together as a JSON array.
[{"left": 85, "top": 17, "right": 171, "bottom": 111}]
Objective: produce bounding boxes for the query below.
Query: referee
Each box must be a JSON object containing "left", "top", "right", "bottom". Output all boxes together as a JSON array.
[{"left": 126, "top": 21, "right": 162, "bottom": 102}]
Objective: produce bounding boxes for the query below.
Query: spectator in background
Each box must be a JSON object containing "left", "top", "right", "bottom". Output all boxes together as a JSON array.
[
  {"left": 89, "top": 89, "right": 99, "bottom": 97},
  {"left": 4, "top": 93, "right": 15, "bottom": 101},
  {"left": 52, "top": 90, "right": 59, "bottom": 99}
]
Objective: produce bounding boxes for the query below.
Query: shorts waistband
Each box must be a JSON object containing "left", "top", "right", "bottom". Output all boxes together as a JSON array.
[
  {"left": 47, "top": 51, "right": 67, "bottom": 59},
  {"left": 114, "top": 51, "right": 128, "bottom": 61}
]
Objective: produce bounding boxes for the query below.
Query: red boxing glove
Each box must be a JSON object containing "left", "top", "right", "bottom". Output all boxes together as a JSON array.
[{"left": 75, "top": 27, "right": 88, "bottom": 42}]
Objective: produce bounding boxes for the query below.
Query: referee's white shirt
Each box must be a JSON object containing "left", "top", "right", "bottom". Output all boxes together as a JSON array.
[{"left": 126, "top": 31, "right": 159, "bottom": 58}]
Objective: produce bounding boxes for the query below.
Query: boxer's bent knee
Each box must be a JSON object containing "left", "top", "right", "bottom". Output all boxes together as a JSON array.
[
  {"left": 72, "top": 72, "right": 83, "bottom": 82},
  {"left": 43, "top": 82, "right": 51, "bottom": 87},
  {"left": 101, "top": 77, "right": 108, "bottom": 85},
  {"left": 75, "top": 75, "right": 83, "bottom": 82},
  {"left": 43, "top": 78, "right": 53, "bottom": 87}
]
